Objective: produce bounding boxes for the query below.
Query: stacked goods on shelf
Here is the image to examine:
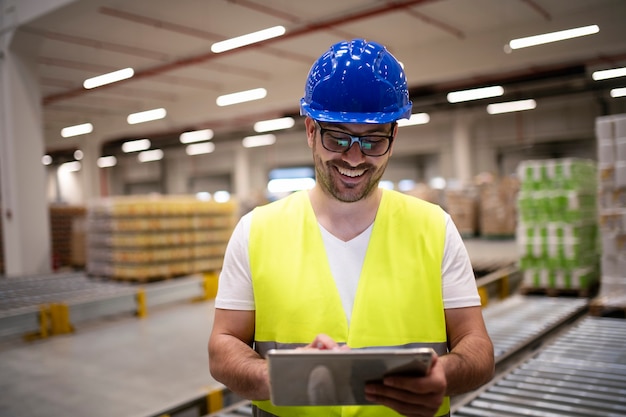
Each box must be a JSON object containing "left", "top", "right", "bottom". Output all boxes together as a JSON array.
[
  {"left": 516, "top": 158, "right": 599, "bottom": 294},
  {"left": 85, "top": 195, "right": 238, "bottom": 281},
  {"left": 50, "top": 205, "right": 87, "bottom": 269},
  {"left": 479, "top": 176, "right": 519, "bottom": 239},
  {"left": 595, "top": 114, "right": 626, "bottom": 306},
  {"left": 444, "top": 189, "right": 479, "bottom": 238}
]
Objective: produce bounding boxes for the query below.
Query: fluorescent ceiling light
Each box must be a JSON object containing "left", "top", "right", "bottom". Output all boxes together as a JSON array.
[
  {"left": 59, "top": 161, "right": 81, "bottom": 172},
  {"left": 447, "top": 86, "right": 504, "bottom": 103},
  {"left": 122, "top": 138, "right": 151, "bottom": 153},
  {"left": 180, "top": 129, "right": 214, "bottom": 144},
  {"left": 196, "top": 192, "right": 211, "bottom": 201},
  {"left": 127, "top": 108, "right": 167, "bottom": 124},
  {"left": 611, "top": 87, "right": 626, "bottom": 98},
  {"left": 254, "top": 117, "right": 295, "bottom": 132},
  {"left": 211, "top": 26, "right": 286, "bottom": 53},
  {"left": 138, "top": 149, "right": 163, "bottom": 162},
  {"left": 397, "top": 113, "right": 430, "bottom": 127},
  {"left": 398, "top": 179, "right": 416, "bottom": 192},
  {"left": 97, "top": 156, "right": 117, "bottom": 168},
  {"left": 593, "top": 67, "right": 626, "bottom": 81},
  {"left": 42, "top": 155, "right": 52, "bottom": 165},
  {"left": 213, "top": 191, "right": 231, "bottom": 203},
  {"left": 487, "top": 99, "right": 537, "bottom": 115},
  {"left": 509, "top": 24, "right": 599, "bottom": 50},
  {"left": 84, "top": 67, "right": 134, "bottom": 89},
  {"left": 242, "top": 134, "right": 276, "bottom": 148},
  {"left": 267, "top": 178, "right": 315, "bottom": 194},
  {"left": 429, "top": 177, "right": 447, "bottom": 190},
  {"left": 217, "top": 88, "right": 267, "bottom": 107},
  {"left": 61, "top": 122, "right": 93, "bottom": 138},
  {"left": 379, "top": 180, "right": 394, "bottom": 190},
  {"left": 186, "top": 142, "right": 216, "bottom": 155}
]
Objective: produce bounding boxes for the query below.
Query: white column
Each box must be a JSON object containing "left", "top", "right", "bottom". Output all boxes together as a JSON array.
[
  {"left": 79, "top": 136, "right": 102, "bottom": 202},
  {"left": 233, "top": 146, "right": 250, "bottom": 202},
  {"left": 452, "top": 112, "right": 474, "bottom": 187},
  {"left": 0, "top": 30, "right": 51, "bottom": 275}
]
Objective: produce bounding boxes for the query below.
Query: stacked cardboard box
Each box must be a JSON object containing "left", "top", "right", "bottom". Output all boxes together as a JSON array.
[
  {"left": 0, "top": 208, "right": 3, "bottom": 274},
  {"left": 596, "top": 114, "right": 626, "bottom": 303},
  {"left": 516, "top": 158, "right": 599, "bottom": 294},
  {"left": 479, "top": 176, "right": 519, "bottom": 238},
  {"left": 445, "top": 189, "right": 479, "bottom": 238},
  {"left": 50, "top": 205, "right": 86, "bottom": 269}
]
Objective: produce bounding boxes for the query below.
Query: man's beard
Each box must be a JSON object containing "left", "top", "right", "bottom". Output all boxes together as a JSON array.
[{"left": 313, "top": 154, "right": 387, "bottom": 203}]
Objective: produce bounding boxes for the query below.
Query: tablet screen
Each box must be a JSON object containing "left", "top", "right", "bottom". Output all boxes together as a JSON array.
[{"left": 267, "top": 347, "right": 434, "bottom": 406}]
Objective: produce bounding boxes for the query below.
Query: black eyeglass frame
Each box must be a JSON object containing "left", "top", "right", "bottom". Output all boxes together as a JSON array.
[{"left": 313, "top": 120, "right": 396, "bottom": 157}]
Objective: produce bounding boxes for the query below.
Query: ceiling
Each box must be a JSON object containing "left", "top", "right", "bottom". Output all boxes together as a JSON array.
[{"left": 13, "top": 0, "right": 626, "bottom": 156}]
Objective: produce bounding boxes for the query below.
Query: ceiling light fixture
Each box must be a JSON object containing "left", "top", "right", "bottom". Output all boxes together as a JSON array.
[
  {"left": 138, "top": 149, "right": 163, "bottom": 163},
  {"left": 487, "top": 99, "right": 537, "bottom": 115},
  {"left": 397, "top": 113, "right": 430, "bottom": 127},
  {"left": 508, "top": 24, "right": 599, "bottom": 50},
  {"left": 127, "top": 108, "right": 167, "bottom": 125},
  {"left": 59, "top": 161, "right": 81, "bottom": 173},
  {"left": 217, "top": 88, "right": 267, "bottom": 107},
  {"left": 186, "top": 142, "right": 216, "bottom": 156},
  {"left": 211, "top": 26, "right": 286, "bottom": 53},
  {"left": 61, "top": 122, "right": 93, "bottom": 138},
  {"left": 97, "top": 156, "right": 117, "bottom": 168},
  {"left": 74, "top": 150, "right": 84, "bottom": 160},
  {"left": 180, "top": 129, "right": 214, "bottom": 144},
  {"left": 592, "top": 67, "right": 626, "bottom": 81},
  {"left": 42, "top": 155, "right": 52, "bottom": 166},
  {"left": 121, "top": 139, "right": 151, "bottom": 153},
  {"left": 254, "top": 117, "right": 295, "bottom": 132},
  {"left": 267, "top": 177, "right": 315, "bottom": 194},
  {"left": 83, "top": 67, "right": 134, "bottom": 89},
  {"left": 610, "top": 87, "right": 626, "bottom": 98},
  {"left": 447, "top": 86, "right": 504, "bottom": 103},
  {"left": 242, "top": 134, "right": 276, "bottom": 148}
]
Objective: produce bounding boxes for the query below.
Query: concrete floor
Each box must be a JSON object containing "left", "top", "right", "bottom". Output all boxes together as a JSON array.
[{"left": 0, "top": 300, "right": 221, "bottom": 417}]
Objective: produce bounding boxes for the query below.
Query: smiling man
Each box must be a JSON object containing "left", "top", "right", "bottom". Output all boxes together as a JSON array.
[{"left": 208, "top": 39, "right": 494, "bottom": 417}]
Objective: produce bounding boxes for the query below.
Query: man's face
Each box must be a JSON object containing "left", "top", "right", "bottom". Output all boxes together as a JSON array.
[{"left": 306, "top": 118, "right": 396, "bottom": 203}]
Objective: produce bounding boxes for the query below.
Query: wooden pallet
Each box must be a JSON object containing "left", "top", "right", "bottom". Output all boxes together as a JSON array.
[
  {"left": 520, "top": 285, "right": 597, "bottom": 298},
  {"left": 589, "top": 295, "right": 626, "bottom": 318}
]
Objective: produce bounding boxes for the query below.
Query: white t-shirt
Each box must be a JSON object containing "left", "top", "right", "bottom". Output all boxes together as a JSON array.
[{"left": 215, "top": 209, "right": 481, "bottom": 322}]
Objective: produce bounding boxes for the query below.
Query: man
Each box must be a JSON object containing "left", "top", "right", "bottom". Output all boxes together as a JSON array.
[{"left": 209, "top": 39, "right": 494, "bottom": 417}]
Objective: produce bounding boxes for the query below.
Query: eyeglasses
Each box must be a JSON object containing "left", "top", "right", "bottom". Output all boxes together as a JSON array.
[{"left": 314, "top": 121, "right": 395, "bottom": 157}]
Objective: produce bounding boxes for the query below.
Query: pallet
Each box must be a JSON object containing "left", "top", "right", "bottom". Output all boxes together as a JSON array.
[
  {"left": 520, "top": 285, "right": 596, "bottom": 298},
  {"left": 589, "top": 296, "right": 626, "bottom": 318}
]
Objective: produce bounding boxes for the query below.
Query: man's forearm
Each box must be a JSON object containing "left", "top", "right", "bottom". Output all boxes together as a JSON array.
[
  {"left": 440, "top": 335, "right": 495, "bottom": 396},
  {"left": 209, "top": 335, "right": 270, "bottom": 400}
]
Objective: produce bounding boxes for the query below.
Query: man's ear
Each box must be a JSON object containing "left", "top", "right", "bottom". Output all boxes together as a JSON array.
[{"left": 305, "top": 117, "right": 316, "bottom": 148}]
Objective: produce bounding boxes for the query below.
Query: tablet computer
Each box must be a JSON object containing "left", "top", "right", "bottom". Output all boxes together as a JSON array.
[{"left": 267, "top": 347, "right": 434, "bottom": 406}]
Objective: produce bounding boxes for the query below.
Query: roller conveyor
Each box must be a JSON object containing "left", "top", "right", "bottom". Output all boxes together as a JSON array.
[
  {"left": 482, "top": 295, "right": 589, "bottom": 363},
  {"left": 0, "top": 272, "right": 206, "bottom": 338},
  {"left": 453, "top": 317, "right": 626, "bottom": 417},
  {"left": 210, "top": 295, "right": 593, "bottom": 417}
]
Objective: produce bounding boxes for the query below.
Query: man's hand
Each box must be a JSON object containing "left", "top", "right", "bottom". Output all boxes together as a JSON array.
[
  {"left": 299, "top": 333, "right": 351, "bottom": 350},
  {"left": 363, "top": 353, "right": 446, "bottom": 417}
]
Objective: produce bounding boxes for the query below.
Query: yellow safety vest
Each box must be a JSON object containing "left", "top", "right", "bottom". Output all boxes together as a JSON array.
[{"left": 249, "top": 189, "right": 449, "bottom": 417}]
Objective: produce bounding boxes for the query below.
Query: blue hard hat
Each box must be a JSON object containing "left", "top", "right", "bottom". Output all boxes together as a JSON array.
[{"left": 300, "top": 39, "right": 412, "bottom": 124}]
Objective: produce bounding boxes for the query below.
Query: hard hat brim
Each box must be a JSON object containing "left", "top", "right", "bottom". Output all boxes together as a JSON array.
[{"left": 300, "top": 100, "right": 413, "bottom": 124}]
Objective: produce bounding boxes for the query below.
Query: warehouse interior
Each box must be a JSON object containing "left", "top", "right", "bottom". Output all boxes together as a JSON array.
[{"left": 1, "top": 0, "right": 626, "bottom": 416}]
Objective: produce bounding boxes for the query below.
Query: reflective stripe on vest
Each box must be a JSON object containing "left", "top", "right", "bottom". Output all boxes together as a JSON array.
[{"left": 249, "top": 189, "right": 449, "bottom": 417}]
